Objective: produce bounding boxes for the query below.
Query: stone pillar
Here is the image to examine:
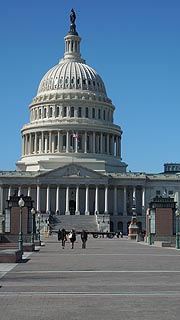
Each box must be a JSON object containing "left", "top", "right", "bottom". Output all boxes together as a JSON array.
[
  {"left": 114, "top": 186, "right": 118, "bottom": 215},
  {"left": 123, "top": 186, "right": 127, "bottom": 215},
  {"left": 0, "top": 186, "right": 4, "bottom": 233},
  {"left": 75, "top": 186, "right": 80, "bottom": 215},
  {"left": 93, "top": 132, "right": 96, "bottom": 153},
  {"left": 8, "top": 186, "right": 12, "bottom": 200},
  {"left": 142, "top": 187, "right": 145, "bottom": 214},
  {"left": 95, "top": 185, "right": 99, "bottom": 214},
  {"left": 29, "top": 133, "right": 32, "bottom": 154},
  {"left": 56, "top": 186, "right": 60, "bottom": 214},
  {"left": 27, "top": 186, "right": 31, "bottom": 197},
  {"left": 0, "top": 186, "right": 3, "bottom": 215},
  {"left": 66, "top": 131, "right": 69, "bottom": 153},
  {"left": 35, "top": 132, "right": 37, "bottom": 153},
  {"left": 18, "top": 186, "right": 21, "bottom": 197},
  {"left": 85, "top": 185, "right": 89, "bottom": 215},
  {"left": 104, "top": 185, "right": 108, "bottom": 214},
  {"left": 46, "top": 185, "right": 50, "bottom": 213},
  {"left": 84, "top": 131, "right": 87, "bottom": 153},
  {"left": 41, "top": 132, "right": 44, "bottom": 153},
  {"left": 36, "top": 185, "right": 40, "bottom": 212},
  {"left": 49, "top": 131, "right": 52, "bottom": 153},
  {"left": 65, "top": 186, "right": 70, "bottom": 215},
  {"left": 107, "top": 134, "right": 109, "bottom": 155}
]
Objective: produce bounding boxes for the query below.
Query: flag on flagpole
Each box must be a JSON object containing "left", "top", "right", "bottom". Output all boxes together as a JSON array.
[{"left": 73, "top": 133, "right": 78, "bottom": 140}]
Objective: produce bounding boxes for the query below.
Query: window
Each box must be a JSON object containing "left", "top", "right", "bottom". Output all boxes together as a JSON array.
[
  {"left": 103, "top": 110, "right": 106, "bottom": 120},
  {"left": 92, "top": 108, "right": 95, "bottom": 118},
  {"left": 70, "top": 107, "right": 74, "bottom": 117},
  {"left": 85, "top": 107, "right": 88, "bottom": 118},
  {"left": 156, "top": 190, "right": 161, "bottom": 196},
  {"left": 78, "top": 107, "right": 82, "bottom": 118},
  {"left": 98, "top": 109, "right": 101, "bottom": 119},
  {"left": 63, "top": 107, "right": 67, "bottom": 117}
]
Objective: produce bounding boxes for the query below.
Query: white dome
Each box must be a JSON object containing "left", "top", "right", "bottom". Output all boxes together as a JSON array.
[{"left": 37, "top": 61, "right": 107, "bottom": 96}]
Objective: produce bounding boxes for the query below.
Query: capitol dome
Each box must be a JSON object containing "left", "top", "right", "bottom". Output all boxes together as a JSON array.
[
  {"left": 17, "top": 9, "right": 126, "bottom": 174},
  {"left": 37, "top": 61, "right": 107, "bottom": 96}
]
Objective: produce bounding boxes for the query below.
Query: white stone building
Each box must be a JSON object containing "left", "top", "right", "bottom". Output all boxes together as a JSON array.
[{"left": 0, "top": 11, "right": 180, "bottom": 234}]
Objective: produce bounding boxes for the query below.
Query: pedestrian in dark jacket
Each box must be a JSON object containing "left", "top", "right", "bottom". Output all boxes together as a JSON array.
[
  {"left": 59, "top": 228, "right": 66, "bottom": 249},
  {"left": 81, "top": 230, "right": 88, "bottom": 249},
  {"left": 68, "top": 229, "right": 76, "bottom": 249}
]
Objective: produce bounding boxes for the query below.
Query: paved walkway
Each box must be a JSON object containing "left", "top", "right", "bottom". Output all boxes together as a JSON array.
[{"left": 0, "top": 234, "right": 180, "bottom": 320}]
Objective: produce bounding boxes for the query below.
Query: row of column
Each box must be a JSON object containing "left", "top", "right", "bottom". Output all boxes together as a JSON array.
[
  {"left": 22, "top": 130, "right": 121, "bottom": 158},
  {"left": 4, "top": 185, "right": 145, "bottom": 215}
]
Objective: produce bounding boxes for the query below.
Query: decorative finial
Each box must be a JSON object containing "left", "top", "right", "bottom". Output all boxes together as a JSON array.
[{"left": 69, "top": 8, "right": 78, "bottom": 35}]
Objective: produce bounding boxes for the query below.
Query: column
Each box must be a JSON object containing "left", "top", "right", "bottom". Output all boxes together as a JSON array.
[
  {"left": 133, "top": 187, "right": 136, "bottom": 207},
  {"left": 111, "top": 135, "right": 114, "bottom": 155},
  {"left": 22, "top": 135, "right": 25, "bottom": 156},
  {"left": 95, "top": 185, "right": 99, "bottom": 214},
  {"left": 85, "top": 185, "right": 89, "bottom": 215},
  {"left": 41, "top": 132, "right": 44, "bottom": 153},
  {"left": 27, "top": 186, "right": 31, "bottom": 197},
  {"left": 84, "top": 131, "right": 87, "bottom": 153},
  {"left": 100, "top": 133, "right": 103, "bottom": 154},
  {"left": 52, "top": 133, "right": 55, "bottom": 153},
  {"left": 65, "top": 186, "right": 70, "bottom": 215},
  {"left": 123, "top": 186, "right": 127, "bottom": 215},
  {"left": 34, "top": 132, "right": 37, "bottom": 153},
  {"left": 8, "top": 186, "right": 12, "bottom": 200},
  {"left": 104, "top": 185, "right": 108, "bottom": 214},
  {"left": 58, "top": 131, "right": 60, "bottom": 152},
  {"left": 29, "top": 133, "right": 32, "bottom": 154},
  {"left": 66, "top": 131, "right": 69, "bottom": 153},
  {"left": 114, "top": 186, "right": 118, "bottom": 215},
  {"left": 0, "top": 186, "right": 4, "bottom": 233},
  {"left": 56, "top": 186, "right": 60, "bottom": 214},
  {"left": 36, "top": 185, "right": 40, "bottom": 212},
  {"left": 75, "top": 186, "right": 80, "bottom": 215},
  {"left": 142, "top": 187, "right": 145, "bottom": 215},
  {"left": 46, "top": 185, "right": 50, "bottom": 213},
  {"left": 93, "top": 132, "right": 95, "bottom": 153},
  {"left": 49, "top": 131, "right": 52, "bottom": 153},
  {"left": 75, "top": 133, "right": 78, "bottom": 153},
  {"left": 0, "top": 186, "right": 3, "bottom": 214},
  {"left": 18, "top": 186, "right": 21, "bottom": 197},
  {"left": 107, "top": 134, "right": 109, "bottom": 155}
]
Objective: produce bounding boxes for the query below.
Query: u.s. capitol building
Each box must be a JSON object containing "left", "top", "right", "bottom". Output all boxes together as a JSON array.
[{"left": 0, "top": 10, "right": 179, "bottom": 234}]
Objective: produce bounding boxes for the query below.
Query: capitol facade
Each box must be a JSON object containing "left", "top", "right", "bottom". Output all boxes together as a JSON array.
[{"left": 0, "top": 11, "right": 180, "bottom": 234}]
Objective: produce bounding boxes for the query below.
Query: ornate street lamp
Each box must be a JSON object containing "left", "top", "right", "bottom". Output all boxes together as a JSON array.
[
  {"left": 18, "top": 197, "right": 25, "bottom": 253},
  {"left": 31, "top": 207, "right": 36, "bottom": 244},
  {"left": 175, "top": 209, "right": 179, "bottom": 249}
]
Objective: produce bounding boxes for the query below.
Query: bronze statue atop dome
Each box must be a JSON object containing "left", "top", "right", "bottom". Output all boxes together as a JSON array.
[
  {"left": 69, "top": 9, "right": 78, "bottom": 35},
  {"left": 70, "top": 9, "right": 76, "bottom": 24}
]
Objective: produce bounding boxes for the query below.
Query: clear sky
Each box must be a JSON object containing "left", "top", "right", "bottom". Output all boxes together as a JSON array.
[{"left": 0, "top": 0, "right": 179, "bottom": 173}]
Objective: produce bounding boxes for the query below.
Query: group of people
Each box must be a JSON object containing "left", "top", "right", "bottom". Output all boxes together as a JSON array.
[{"left": 58, "top": 228, "right": 88, "bottom": 249}]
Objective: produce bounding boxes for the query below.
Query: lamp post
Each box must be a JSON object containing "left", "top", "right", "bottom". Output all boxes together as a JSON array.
[
  {"left": 31, "top": 208, "right": 36, "bottom": 244},
  {"left": 18, "top": 197, "right": 25, "bottom": 253},
  {"left": 175, "top": 209, "right": 179, "bottom": 249},
  {"left": 37, "top": 213, "right": 41, "bottom": 242}
]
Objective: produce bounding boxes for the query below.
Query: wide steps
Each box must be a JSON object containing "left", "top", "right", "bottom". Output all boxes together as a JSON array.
[{"left": 53, "top": 215, "right": 98, "bottom": 232}]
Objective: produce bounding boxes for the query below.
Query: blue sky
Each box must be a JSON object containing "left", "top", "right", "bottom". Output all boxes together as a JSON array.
[{"left": 0, "top": 0, "right": 179, "bottom": 173}]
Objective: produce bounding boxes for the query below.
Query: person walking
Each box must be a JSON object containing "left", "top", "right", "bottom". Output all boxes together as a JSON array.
[
  {"left": 59, "top": 228, "right": 66, "bottom": 249},
  {"left": 81, "top": 229, "right": 88, "bottom": 249},
  {"left": 68, "top": 229, "right": 76, "bottom": 249}
]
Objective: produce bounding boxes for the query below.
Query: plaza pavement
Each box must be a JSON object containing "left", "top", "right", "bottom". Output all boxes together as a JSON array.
[{"left": 0, "top": 234, "right": 180, "bottom": 320}]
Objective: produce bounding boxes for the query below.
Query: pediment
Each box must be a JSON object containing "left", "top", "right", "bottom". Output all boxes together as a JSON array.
[{"left": 39, "top": 164, "right": 104, "bottom": 179}]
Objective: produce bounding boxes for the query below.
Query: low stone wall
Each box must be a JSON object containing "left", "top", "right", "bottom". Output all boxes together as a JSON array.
[{"left": 0, "top": 249, "right": 22, "bottom": 263}]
